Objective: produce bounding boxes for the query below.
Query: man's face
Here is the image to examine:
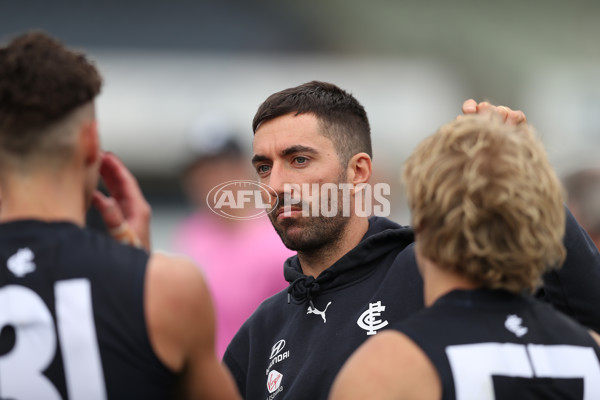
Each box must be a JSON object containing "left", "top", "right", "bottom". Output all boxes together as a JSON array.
[{"left": 252, "top": 113, "right": 350, "bottom": 252}]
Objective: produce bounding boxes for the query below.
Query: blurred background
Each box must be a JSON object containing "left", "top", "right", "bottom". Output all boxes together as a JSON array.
[{"left": 2, "top": 0, "right": 600, "bottom": 248}]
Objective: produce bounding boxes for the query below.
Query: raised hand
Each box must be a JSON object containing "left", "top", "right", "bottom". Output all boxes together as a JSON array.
[
  {"left": 461, "top": 99, "right": 527, "bottom": 125},
  {"left": 92, "top": 152, "right": 152, "bottom": 250}
]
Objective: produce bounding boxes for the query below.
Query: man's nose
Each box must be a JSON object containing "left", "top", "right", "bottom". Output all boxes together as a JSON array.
[
  {"left": 265, "top": 166, "right": 302, "bottom": 209},
  {"left": 266, "top": 163, "right": 288, "bottom": 195}
]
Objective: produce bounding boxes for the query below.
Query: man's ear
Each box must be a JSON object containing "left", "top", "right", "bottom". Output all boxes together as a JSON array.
[
  {"left": 80, "top": 120, "right": 100, "bottom": 166},
  {"left": 346, "top": 152, "right": 372, "bottom": 185}
]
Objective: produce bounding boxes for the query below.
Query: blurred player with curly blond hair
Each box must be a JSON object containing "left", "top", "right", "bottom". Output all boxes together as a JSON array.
[{"left": 331, "top": 114, "right": 600, "bottom": 400}]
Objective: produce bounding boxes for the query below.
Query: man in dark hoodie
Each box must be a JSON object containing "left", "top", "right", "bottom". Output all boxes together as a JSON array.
[{"left": 222, "top": 82, "right": 600, "bottom": 400}]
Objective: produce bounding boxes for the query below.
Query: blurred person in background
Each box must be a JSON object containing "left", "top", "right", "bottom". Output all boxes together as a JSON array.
[
  {"left": 173, "top": 116, "right": 292, "bottom": 358},
  {"left": 331, "top": 114, "right": 600, "bottom": 400},
  {"left": 0, "top": 31, "right": 239, "bottom": 399},
  {"left": 564, "top": 167, "right": 600, "bottom": 250}
]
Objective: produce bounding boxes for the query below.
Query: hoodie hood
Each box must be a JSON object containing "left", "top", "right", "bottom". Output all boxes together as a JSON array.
[{"left": 284, "top": 217, "right": 414, "bottom": 304}]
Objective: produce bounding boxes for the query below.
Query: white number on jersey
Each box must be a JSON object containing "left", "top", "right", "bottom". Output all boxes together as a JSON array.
[
  {"left": 0, "top": 280, "right": 107, "bottom": 400},
  {"left": 446, "top": 342, "right": 600, "bottom": 400}
]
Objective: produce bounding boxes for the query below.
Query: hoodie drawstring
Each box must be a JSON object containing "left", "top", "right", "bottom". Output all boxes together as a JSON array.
[{"left": 287, "top": 276, "right": 321, "bottom": 304}]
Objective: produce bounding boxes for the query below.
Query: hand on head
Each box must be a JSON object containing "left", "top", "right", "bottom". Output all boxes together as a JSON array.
[
  {"left": 461, "top": 99, "right": 527, "bottom": 125},
  {"left": 92, "top": 152, "right": 152, "bottom": 250}
]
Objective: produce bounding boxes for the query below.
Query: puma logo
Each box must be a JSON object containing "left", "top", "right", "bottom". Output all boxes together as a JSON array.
[{"left": 307, "top": 301, "right": 332, "bottom": 323}]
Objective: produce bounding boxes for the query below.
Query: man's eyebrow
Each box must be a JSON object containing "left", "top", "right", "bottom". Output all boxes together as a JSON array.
[
  {"left": 280, "top": 145, "right": 319, "bottom": 157},
  {"left": 252, "top": 145, "right": 319, "bottom": 164},
  {"left": 251, "top": 154, "right": 269, "bottom": 164}
]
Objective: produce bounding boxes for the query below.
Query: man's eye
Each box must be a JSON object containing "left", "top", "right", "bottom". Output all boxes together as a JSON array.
[
  {"left": 294, "top": 157, "right": 308, "bottom": 164},
  {"left": 257, "top": 165, "right": 271, "bottom": 174}
]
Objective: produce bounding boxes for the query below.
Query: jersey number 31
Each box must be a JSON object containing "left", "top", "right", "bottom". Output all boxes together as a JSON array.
[{"left": 0, "top": 280, "right": 106, "bottom": 400}]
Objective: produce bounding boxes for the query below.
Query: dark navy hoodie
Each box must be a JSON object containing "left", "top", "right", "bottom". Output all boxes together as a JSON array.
[{"left": 223, "top": 211, "right": 600, "bottom": 400}]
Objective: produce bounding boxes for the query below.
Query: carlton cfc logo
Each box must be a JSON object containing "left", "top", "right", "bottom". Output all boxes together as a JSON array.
[
  {"left": 267, "top": 370, "right": 283, "bottom": 393},
  {"left": 357, "top": 301, "right": 389, "bottom": 335}
]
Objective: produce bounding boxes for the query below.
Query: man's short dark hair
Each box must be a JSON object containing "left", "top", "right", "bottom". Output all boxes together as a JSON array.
[
  {"left": 0, "top": 31, "right": 102, "bottom": 156},
  {"left": 252, "top": 81, "right": 372, "bottom": 165}
]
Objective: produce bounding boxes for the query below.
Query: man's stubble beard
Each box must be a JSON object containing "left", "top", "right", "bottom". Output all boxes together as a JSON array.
[{"left": 268, "top": 172, "right": 351, "bottom": 253}]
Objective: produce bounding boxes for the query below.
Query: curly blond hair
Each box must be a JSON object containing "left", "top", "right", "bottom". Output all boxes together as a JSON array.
[{"left": 402, "top": 115, "right": 566, "bottom": 293}]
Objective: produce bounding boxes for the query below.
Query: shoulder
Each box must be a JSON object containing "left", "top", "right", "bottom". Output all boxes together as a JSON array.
[
  {"left": 146, "top": 252, "right": 210, "bottom": 321},
  {"left": 222, "top": 288, "right": 288, "bottom": 396},
  {"left": 391, "top": 242, "right": 418, "bottom": 269},
  {"left": 223, "top": 289, "right": 288, "bottom": 362},
  {"left": 366, "top": 217, "right": 414, "bottom": 240},
  {"left": 145, "top": 252, "right": 213, "bottom": 372},
  {"left": 386, "top": 242, "right": 423, "bottom": 299},
  {"left": 330, "top": 330, "right": 440, "bottom": 400}
]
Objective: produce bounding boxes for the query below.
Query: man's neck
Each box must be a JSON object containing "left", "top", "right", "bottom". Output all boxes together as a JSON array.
[
  {"left": 0, "top": 170, "right": 87, "bottom": 226},
  {"left": 297, "top": 217, "right": 369, "bottom": 278},
  {"left": 420, "top": 257, "right": 478, "bottom": 306}
]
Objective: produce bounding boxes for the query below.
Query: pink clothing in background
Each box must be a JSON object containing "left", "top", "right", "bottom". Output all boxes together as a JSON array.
[{"left": 172, "top": 212, "right": 292, "bottom": 358}]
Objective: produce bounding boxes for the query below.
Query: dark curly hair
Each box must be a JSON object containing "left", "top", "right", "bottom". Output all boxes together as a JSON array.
[
  {"left": 0, "top": 31, "right": 102, "bottom": 156},
  {"left": 252, "top": 81, "right": 372, "bottom": 165}
]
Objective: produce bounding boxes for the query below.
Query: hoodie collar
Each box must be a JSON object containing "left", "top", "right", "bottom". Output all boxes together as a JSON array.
[{"left": 284, "top": 217, "right": 414, "bottom": 304}]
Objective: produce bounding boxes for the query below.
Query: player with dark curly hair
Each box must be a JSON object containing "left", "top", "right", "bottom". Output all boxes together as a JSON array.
[{"left": 0, "top": 32, "right": 240, "bottom": 399}]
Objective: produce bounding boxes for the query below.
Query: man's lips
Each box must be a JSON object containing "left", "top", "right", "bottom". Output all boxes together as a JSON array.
[{"left": 276, "top": 206, "right": 303, "bottom": 218}]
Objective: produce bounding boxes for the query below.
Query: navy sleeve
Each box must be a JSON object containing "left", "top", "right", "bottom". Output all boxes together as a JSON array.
[
  {"left": 222, "top": 327, "right": 249, "bottom": 398},
  {"left": 539, "top": 206, "right": 600, "bottom": 332}
]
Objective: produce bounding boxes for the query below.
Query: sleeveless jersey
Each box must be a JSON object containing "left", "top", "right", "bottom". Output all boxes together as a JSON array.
[
  {"left": 0, "top": 220, "right": 177, "bottom": 399},
  {"left": 394, "top": 289, "right": 600, "bottom": 400}
]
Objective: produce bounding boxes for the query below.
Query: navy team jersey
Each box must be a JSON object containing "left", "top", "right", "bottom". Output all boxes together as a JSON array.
[
  {"left": 0, "top": 220, "right": 177, "bottom": 399},
  {"left": 394, "top": 289, "right": 600, "bottom": 400}
]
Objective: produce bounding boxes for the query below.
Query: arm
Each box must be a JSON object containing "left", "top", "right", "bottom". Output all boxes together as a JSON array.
[
  {"left": 222, "top": 338, "right": 249, "bottom": 399},
  {"left": 540, "top": 207, "right": 600, "bottom": 332},
  {"left": 145, "top": 253, "right": 241, "bottom": 400},
  {"left": 329, "top": 331, "right": 440, "bottom": 400}
]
